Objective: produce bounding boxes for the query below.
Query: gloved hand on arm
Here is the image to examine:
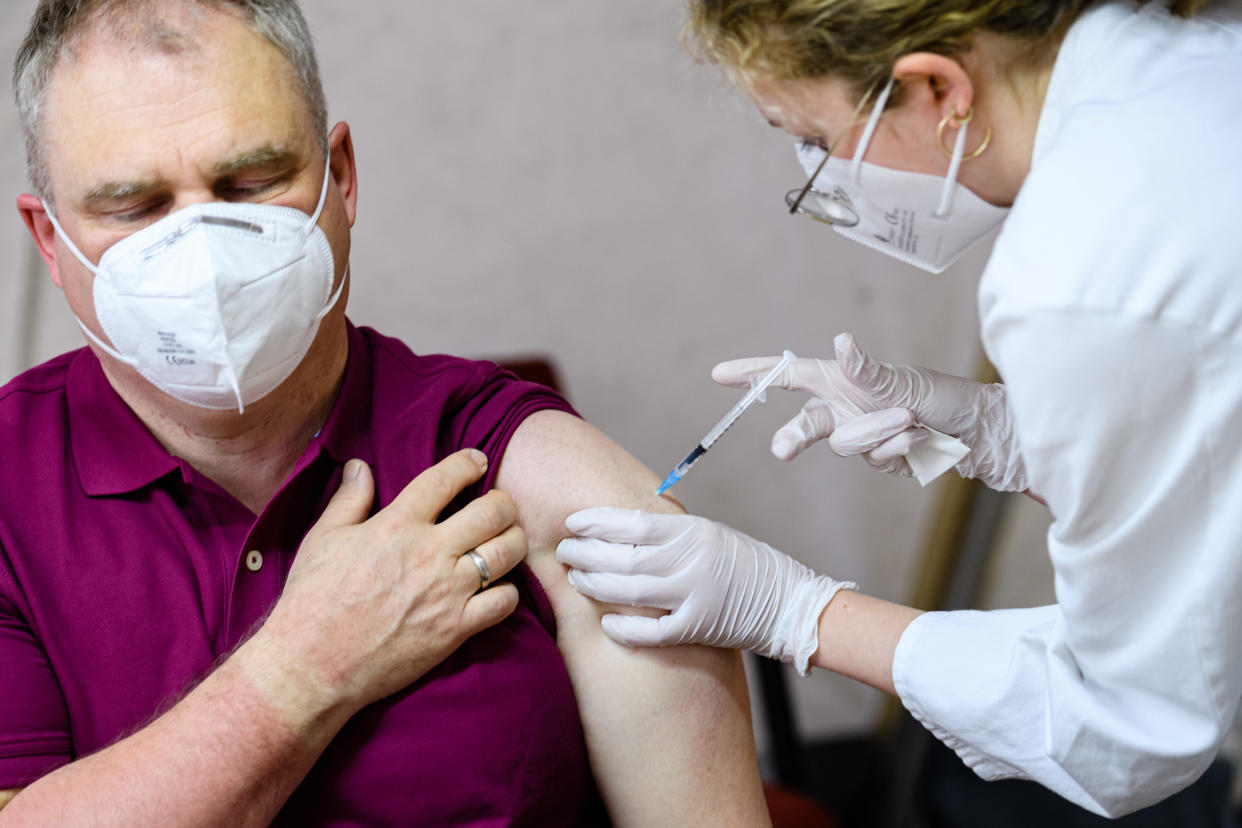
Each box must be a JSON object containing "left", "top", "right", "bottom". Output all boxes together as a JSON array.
[
  {"left": 556, "top": 508, "right": 855, "bottom": 674},
  {"left": 712, "top": 333, "right": 1029, "bottom": 492}
]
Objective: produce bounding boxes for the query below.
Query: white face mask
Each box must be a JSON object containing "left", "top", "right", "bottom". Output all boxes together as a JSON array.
[
  {"left": 44, "top": 159, "right": 345, "bottom": 414},
  {"left": 795, "top": 77, "right": 1009, "bottom": 274}
]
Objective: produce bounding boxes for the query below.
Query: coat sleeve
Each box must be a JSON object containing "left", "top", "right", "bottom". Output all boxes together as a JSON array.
[{"left": 892, "top": 307, "right": 1242, "bottom": 817}]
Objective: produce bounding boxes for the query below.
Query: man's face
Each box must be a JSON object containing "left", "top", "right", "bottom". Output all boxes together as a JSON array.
[{"left": 37, "top": 5, "right": 351, "bottom": 345}]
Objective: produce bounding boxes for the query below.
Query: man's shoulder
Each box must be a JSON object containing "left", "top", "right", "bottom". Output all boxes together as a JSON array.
[
  {"left": 0, "top": 349, "right": 81, "bottom": 431},
  {"left": 0, "top": 350, "right": 79, "bottom": 394},
  {"left": 0, "top": 351, "right": 86, "bottom": 513},
  {"left": 357, "top": 326, "right": 505, "bottom": 394},
  {"left": 347, "top": 324, "right": 574, "bottom": 464},
  {"left": 353, "top": 325, "right": 573, "bottom": 417}
]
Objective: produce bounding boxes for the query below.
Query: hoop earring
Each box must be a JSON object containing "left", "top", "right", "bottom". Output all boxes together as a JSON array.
[{"left": 936, "top": 106, "right": 992, "bottom": 161}]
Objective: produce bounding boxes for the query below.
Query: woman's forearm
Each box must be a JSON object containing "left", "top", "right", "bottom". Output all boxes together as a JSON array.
[{"left": 811, "top": 590, "right": 924, "bottom": 695}]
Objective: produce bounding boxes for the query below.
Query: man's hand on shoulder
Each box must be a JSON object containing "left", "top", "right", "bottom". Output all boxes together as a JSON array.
[{"left": 240, "top": 449, "right": 526, "bottom": 728}]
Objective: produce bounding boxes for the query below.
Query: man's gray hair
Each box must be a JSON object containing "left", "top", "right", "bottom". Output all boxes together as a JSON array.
[{"left": 13, "top": 0, "right": 329, "bottom": 201}]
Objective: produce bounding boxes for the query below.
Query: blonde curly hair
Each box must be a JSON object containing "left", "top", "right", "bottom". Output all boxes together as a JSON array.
[{"left": 687, "top": 0, "right": 1209, "bottom": 98}]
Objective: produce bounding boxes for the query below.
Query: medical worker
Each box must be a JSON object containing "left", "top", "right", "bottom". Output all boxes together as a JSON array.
[{"left": 557, "top": 0, "right": 1242, "bottom": 817}]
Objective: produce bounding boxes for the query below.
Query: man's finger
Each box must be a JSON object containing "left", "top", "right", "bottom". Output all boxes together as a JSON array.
[
  {"left": 458, "top": 524, "right": 527, "bottom": 589},
  {"left": 438, "top": 489, "right": 518, "bottom": 553},
  {"left": 387, "top": 449, "right": 489, "bottom": 523},
  {"left": 461, "top": 583, "right": 520, "bottom": 632},
  {"left": 310, "top": 459, "right": 375, "bottom": 533},
  {"left": 564, "top": 507, "right": 692, "bottom": 546}
]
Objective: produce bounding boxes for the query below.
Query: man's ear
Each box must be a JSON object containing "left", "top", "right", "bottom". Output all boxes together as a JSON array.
[
  {"left": 17, "top": 193, "right": 64, "bottom": 288},
  {"left": 328, "top": 121, "right": 358, "bottom": 228},
  {"left": 892, "top": 51, "right": 976, "bottom": 126}
]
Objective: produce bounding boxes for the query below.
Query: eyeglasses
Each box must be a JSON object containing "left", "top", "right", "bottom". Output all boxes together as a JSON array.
[
  {"left": 784, "top": 179, "right": 860, "bottom": 227},
  {"left": 783, "top": 82, "right": 882, "bottom": 229}
]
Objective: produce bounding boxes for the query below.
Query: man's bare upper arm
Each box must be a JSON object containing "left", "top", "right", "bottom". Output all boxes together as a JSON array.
[
  {"left": 495, "top": 410, "right": 770, "bottom": 828},
  {"left": 0, "top": 789, "right": 21, "bottom": 810}
]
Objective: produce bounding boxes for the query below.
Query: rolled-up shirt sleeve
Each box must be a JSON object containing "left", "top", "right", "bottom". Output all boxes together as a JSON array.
[
  {"left": 892, "top": 309, "right": 1242, "bottom": 818},
  {"left": 0, "top": 551, "right": 72, "bottom": 788}
]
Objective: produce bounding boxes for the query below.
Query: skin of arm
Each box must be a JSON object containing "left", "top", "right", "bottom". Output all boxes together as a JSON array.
[
  {"left": 810, "top": 591, "right": 923, "bottom": 696},
  {"left": 0, "top": 632, "right": 353, "bottom": 827},
  {"left": 0, "top": 792, "right": 17, "bottom": 811},
  {"left": 497, "top": 411, "right": 771, "bottom": 827}
]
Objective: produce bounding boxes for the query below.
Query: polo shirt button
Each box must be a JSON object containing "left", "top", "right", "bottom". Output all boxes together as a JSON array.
[{"left": 245, "top": 550, "right": 264, "bottom": 572}]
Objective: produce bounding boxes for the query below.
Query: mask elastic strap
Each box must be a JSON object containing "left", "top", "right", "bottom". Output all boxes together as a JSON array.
[
  {"left": 849, "top": 77, "right": 894, "bottom": 184},
  {"left": 225, "top": 368, "right": 245, "bottom": 415},
  {"left": 935, "top": 118, "right": 969, "bottom": 218},
  {"left": 41, "top": 202, "right": 101, "bottom": 275},
  {"left": 306, "top": 154, "right": 333, "bottom": 231},
  {"left": 42, "top": 206, "right": 138, "bottom": 365},
  {"left": 73, "top": 316, "right": 140, "bottom": 369},
  {"left": 317, "top": 262, "right": 349, "bottom": 321}
]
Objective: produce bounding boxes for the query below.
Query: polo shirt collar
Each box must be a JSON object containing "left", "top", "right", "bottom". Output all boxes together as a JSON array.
[
  {"left": 68, "top": 349, "right": 179, "bottom": 496},
  {"left": 316, "top": 321, "right": 377, "bottom": 468},
  {"left": 67, "top": 322, "right": 376, "bottom": 497}
]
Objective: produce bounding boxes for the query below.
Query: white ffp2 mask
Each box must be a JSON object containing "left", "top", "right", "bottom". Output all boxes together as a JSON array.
[
  {"left": 44, "top": 159, "right": 345, "bottom": 413},
  {"left": 796, "top": 78, "right": 1009, "bottom": 274}
]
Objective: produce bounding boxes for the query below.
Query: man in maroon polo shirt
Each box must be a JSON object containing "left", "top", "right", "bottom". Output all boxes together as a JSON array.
[{"left": 0, "top": 1, "right": 770, "bottom": 825}]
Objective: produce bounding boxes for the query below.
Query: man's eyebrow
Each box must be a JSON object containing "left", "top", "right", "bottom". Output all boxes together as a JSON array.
[
  {"left": 212, "top": 146, "right": 302, "bottom": 176},
  {"left": 78, "top": 148, "right": 304, "bottom": 209},
  {"left": 82, "top": 180, "right": 164, "bottom": 209}
]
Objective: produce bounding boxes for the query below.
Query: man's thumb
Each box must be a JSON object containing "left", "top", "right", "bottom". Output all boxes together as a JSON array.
[{"left": 316, "top": 459, "right": 376, "bottom": 530}]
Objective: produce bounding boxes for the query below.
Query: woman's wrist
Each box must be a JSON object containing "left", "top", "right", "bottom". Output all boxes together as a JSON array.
[{"left": 810, "top": 590, "right": 923, "bottom": 695}]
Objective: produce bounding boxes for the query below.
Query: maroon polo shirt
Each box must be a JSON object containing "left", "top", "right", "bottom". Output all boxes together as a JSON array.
[{"left": 0, "top": 322, "right": 607, "bottom": 826}]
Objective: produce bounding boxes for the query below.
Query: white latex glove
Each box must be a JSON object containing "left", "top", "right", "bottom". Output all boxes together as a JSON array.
[
  {"left": 713, "top": 333, "right": 1028, "bottom": 492},
  {"left": 556, "top": 508, "right": 855, "bottom": 675}
]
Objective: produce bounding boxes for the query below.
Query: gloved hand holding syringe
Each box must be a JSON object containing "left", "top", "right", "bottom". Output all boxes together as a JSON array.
[
  {"left": 657, "top": 346, "right": 970, "bottom": 495},
  {"left": 657, "top": 351, "right": 799, "bottom": 495}
]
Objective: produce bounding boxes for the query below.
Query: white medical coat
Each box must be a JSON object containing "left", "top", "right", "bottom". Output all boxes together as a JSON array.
[{"left": 891, "top": 0, "right": 1242, "bottom": 817}]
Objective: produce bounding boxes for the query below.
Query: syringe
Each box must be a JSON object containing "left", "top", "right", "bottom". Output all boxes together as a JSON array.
[{"left": 656, "top": 350, "right": 796, "bottom": 496}]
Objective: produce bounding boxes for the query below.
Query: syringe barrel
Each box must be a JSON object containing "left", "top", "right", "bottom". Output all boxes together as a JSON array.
[
  {"left": 675, "top": 444, "right": 708, "bottom": 475},
  {"left": 701, "top": 404, "right": 748, "bottom": 449}
]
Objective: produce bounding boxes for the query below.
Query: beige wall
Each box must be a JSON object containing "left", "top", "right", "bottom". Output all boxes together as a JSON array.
[{"left": 0, "top": 1, "right": 1053, "bottom": 750}]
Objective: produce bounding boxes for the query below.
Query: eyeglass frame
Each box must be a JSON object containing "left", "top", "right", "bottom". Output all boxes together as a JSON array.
[{"left": 784, "top": 79, "right": 885, "bottom": 228}]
